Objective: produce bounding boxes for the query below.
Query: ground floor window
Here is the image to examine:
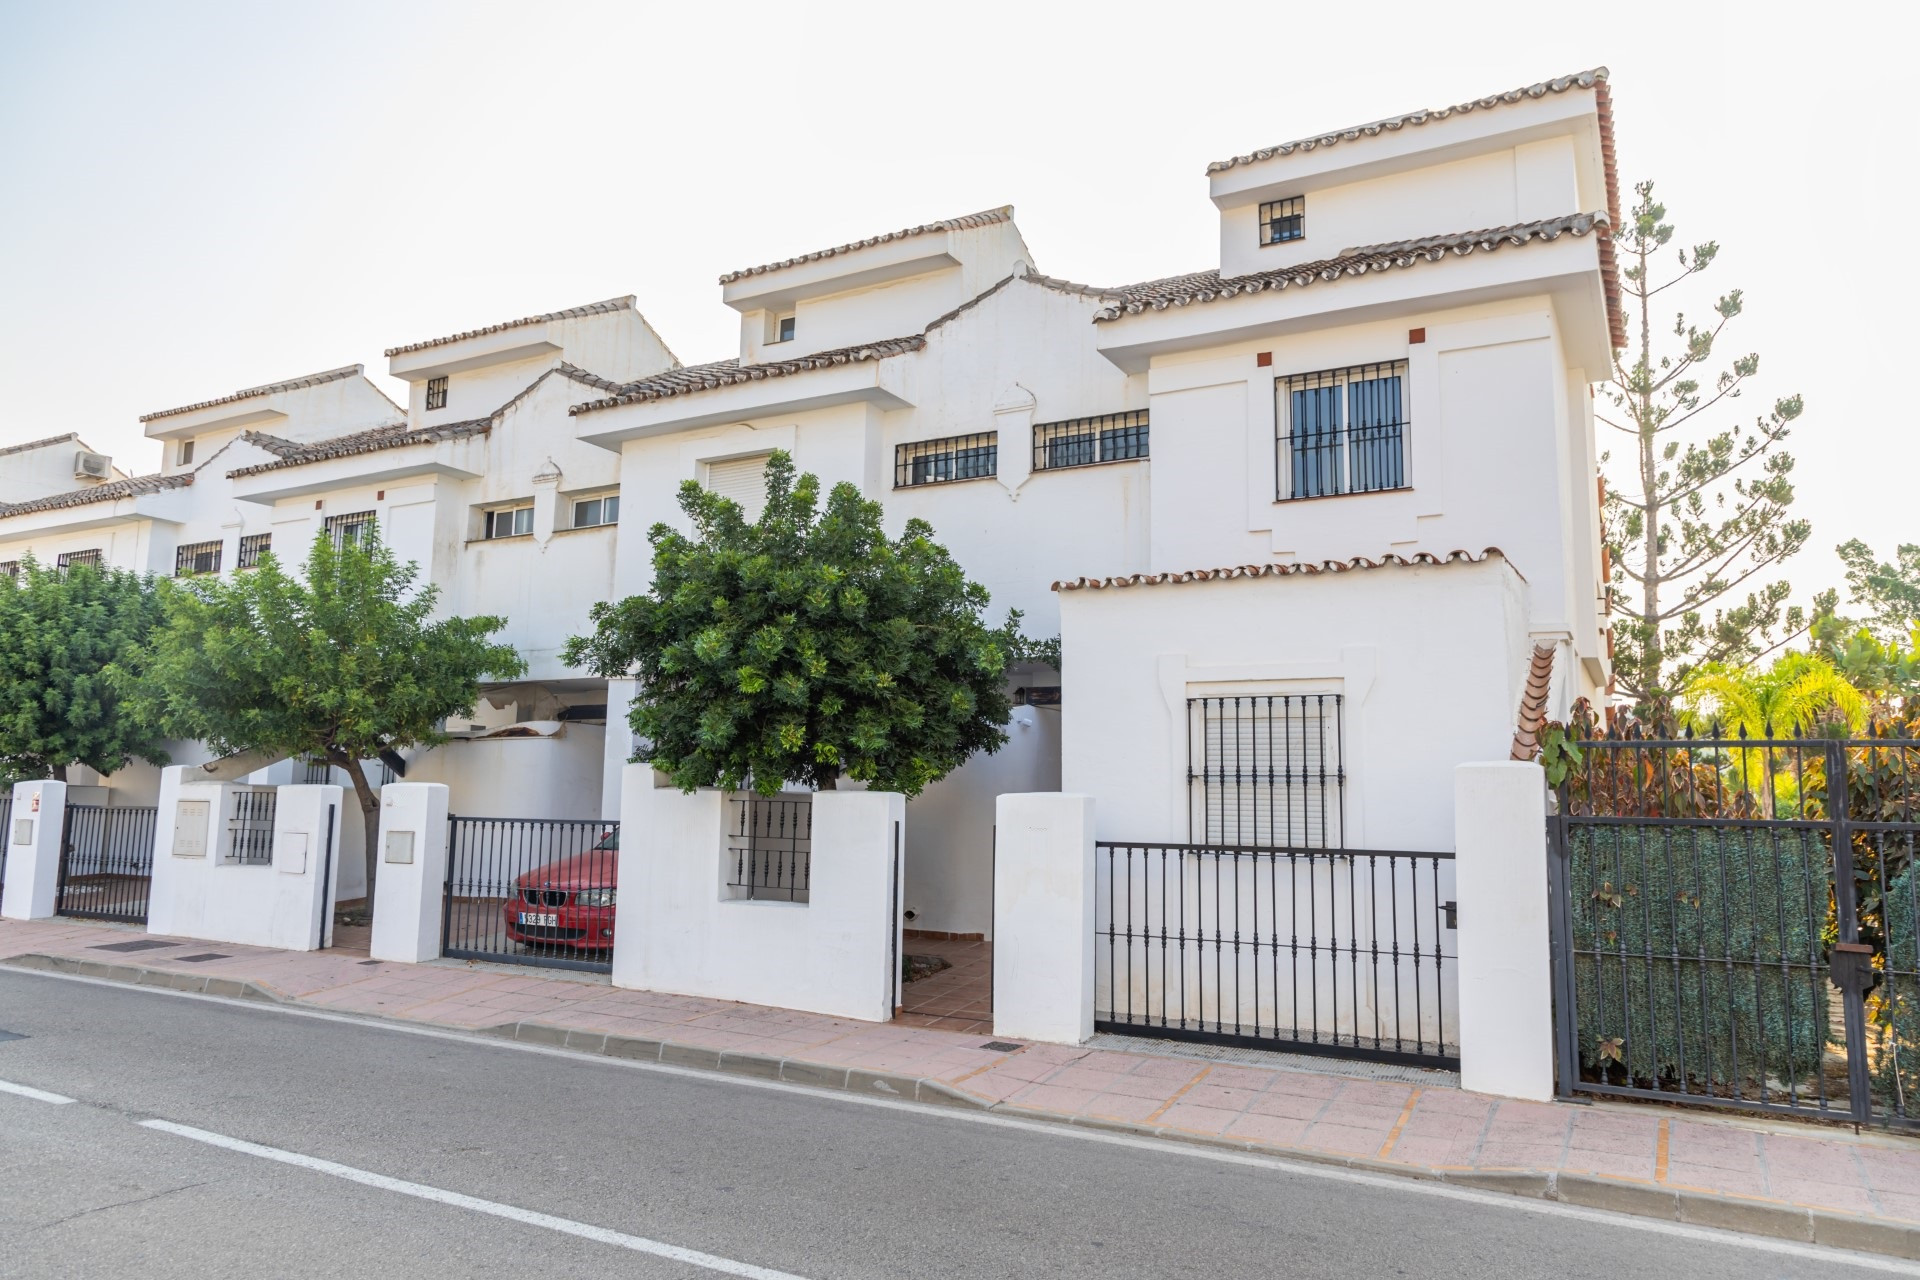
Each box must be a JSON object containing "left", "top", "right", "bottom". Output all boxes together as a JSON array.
[{"left": 1188, "top": 692, "right": 1343, "bottom": 847}]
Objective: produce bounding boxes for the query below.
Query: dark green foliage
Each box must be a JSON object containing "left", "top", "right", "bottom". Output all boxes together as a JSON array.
[
  {"left": 0, "top": 557, "right": 168, "bottom": 782},
  {"left": 1836, "top": 540, "right": 1920, "bottom": 647},
  {"left": 1569, "top": 825, "right": 1829, "bottom": 1087},
  {"left": 565, "top": 451, "right": 1016, "bottom": 796},
  {"left": 1874, "top": 864, "right": 1920, "bottom": 1111}
]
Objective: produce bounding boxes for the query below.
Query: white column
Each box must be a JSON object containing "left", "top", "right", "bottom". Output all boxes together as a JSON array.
[
  {"left": 992, "top": 792, "right": 1095, "bottom": 1045},
  {"left": 369, "top": 783, "right": 451, "bottom": 963},
  {"left": 1454, "top": 762, "right": 1554, "bottom": 1100},
  {"left": 270, "top": 785, "right": 347, "bottom": 950},
  {"left": 1, "top": 781, "right": 67, "bottom": 921}
]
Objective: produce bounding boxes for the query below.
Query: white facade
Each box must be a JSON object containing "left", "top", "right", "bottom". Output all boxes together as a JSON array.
[{"left": 0, "top": 66, "right": 1619, "bottom": 935}]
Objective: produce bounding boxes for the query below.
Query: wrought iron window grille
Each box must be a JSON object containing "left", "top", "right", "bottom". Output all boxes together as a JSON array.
[
  {"left": 1274, "top": 360, "right": 1410, "bottom": 502},
  {"left": 1031, "top": 411, "right": 1149, "bottom": 473},
  {"left": 237, "top": 533, "right": 272, "bottom": 570},
  {"left": 225, "top": 790, "right": 277, "bottom": 865},
  {"left": 1259, "top": 196, "right": 1305, "bottom": 245},
  {"left": 894, "top": 432, "right": 998, "bottom": 488},
  {"left": 55, "top": 549, "right": 103, "bottom": 572},
  {"left": 325, "top": 511, "right": 375, "bottom": 550},
  {"left": 174, "top": 540, "right": 222, "bottom": 577},
  {"left": 426, "top": 376, "right": 448, "bottom": 411},
  {"left": 727, "top": 796, "right": 813, "bottom": 901}
]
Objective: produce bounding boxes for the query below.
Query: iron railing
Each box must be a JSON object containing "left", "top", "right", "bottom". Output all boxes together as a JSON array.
[
  {"left": 727, "top": 796, "right": 813, "bottom": 901},
  {"left": 1188, "top": 694, "right": 1344, "bottom": 849},
  {"left": 56, "top": 805, "right": 158, "bottom": 924},
  {"left": 1031, "top": 411, "right": 1149, "bottom": 473},
  {"left": 226, "top": 789, "right": 277, "bottom": 865},
  {"left": 1274, "top": 360, "right": 1409, "bottom": 501},
  {"left": 443, "top": 816, "right": 618, "bottom": 974},
  {"left": 895, "top": 432, "right": 997, "bottom": 488},
  {"left": 1549, "top": 725, "right": 1920, "bottom": 1128},
  {"left": 1096, "top": 841, "right": 1457, "bottom": 1067}
]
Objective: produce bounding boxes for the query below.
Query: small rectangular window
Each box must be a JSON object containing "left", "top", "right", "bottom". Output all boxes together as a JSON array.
[
  {"left": 895, "top": 432, "right": 998, "bottom": 488},
  {"left": 426, "top": 376, "right": 449, "bottom": 411},
  {"left": 325, "top": 511, "right": 375, "bottom": 549},
  {"left": 178, "top": 439, "right": 196, "bottom": 466},
  {"left": 1259, "top": 196, "right": 1305, "bottom": 246},
  {"left": 237, "top": 533, "right": 272, "bottom": 569},
  {"left": 571, "top": 495, "right": 619, "bottom": 529},
  {"left": 174, "top": 540, "right": 223, "bottom": 576},
  {"left": 0, "top": 562, "right": 19, "bottom": 579},
  {"left": 486, "top": 506, "right": 534, "bottom": 540},
  {"left": 56, "top": 549, "right": 102, "bottom": 572},
  {"left": 1032, "top": 411, "right": 1149, "bottom": 472},
  {"left": 776, "top": 315, "right": 796, "bottom": 343},
  {"left": 1275, "top": 360, "right": 1409, "bottom": 501}
]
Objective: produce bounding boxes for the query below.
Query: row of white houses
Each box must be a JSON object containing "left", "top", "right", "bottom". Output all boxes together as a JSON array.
[{"left": 0, "top": 66, "right": 1622, "bottom": 936}]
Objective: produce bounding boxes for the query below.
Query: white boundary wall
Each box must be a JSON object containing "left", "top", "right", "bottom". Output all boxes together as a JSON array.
[
  {"left": 992, "top": 792, "right": 1095, "bottom": 1044},
  {"left": 370, "top": 783, "right": 452, "bottom": 963},
  {"left": 1454, "top": 761, "right": 1554, "bottom": 1100},
  {"left": 0, "top": 781, "right": 66, "bottom": 921},
  {"left": 613, "top": 765, "right": 903, "bottom": 1022},
  {"left": 146, "top": 767, "right": 346, "bottom": 950}
]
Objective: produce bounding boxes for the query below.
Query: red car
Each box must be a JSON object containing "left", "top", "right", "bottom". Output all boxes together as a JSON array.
[{"left": 503, "top": 829, "right": 619, "bottom": 951}]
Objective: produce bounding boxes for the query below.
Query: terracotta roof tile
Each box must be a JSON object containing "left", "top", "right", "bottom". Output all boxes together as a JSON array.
[
  {"left": 0, "top": 432, "right": 81, "bottom": 459},
  {"left": 139, "top": 365, "right": 365, "bottom": 423},
  {"left": 0, "top": 472, "right": 193, "bottom": 517},
  {"left": 1051, "top": 547, "right": 1508, "bottom": 592},
  {"left": 1208, "top": 67, "right": 1608, "bottom": 173},
  {"left": 384, "top": 296, "right": 636, "bottom": 357},
  {"left": 1095, "top": 212, "right": 1613, "bottom": 323},
  {"left": 569, "top": 336, "right": 925, "bottom": 415},
  {"left": 1510, "top": 643, "right": 1557, "bottom": 761},
  {"left": 718, "top": 207, "right": 1014, "bottom": 285}
]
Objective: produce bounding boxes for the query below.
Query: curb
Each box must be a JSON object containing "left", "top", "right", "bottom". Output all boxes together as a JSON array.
[{"left": 9, "top": 956, "right": 1917, "bottom": 1263}]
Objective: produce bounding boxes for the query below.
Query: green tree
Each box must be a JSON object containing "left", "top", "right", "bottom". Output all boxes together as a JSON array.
[
  {"left": 0, "top": 557, "right": 168, "bottom": 782},
  {"left": 1836, "top": 539, "right": 1920, "bottom": 644},
  {"left": 565, "top": 451, "right": 1016, "bottom": 796},
  {"left": 1683, "top": 650, "right": 1866, "bottom": 812},
  {"left": 118, "top": 525, "right": 523, "bottom": 900},
  {"left": 1810, "top": 613, "right": 1920, "bottom": 707},
  {"left": 1604, "top": 180, "right": 1810, "bottom": 708}
]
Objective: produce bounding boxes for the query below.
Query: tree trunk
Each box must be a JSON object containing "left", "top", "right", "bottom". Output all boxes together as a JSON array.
[
  {"left": 336, "top": 754, "right": 382, "bottom": 915},
  {"left": 1634, "top": 234, "right": 1663, "bottom": 703},
  {"left": 51, "top": 762, "right": 67, "bottom": 783}
]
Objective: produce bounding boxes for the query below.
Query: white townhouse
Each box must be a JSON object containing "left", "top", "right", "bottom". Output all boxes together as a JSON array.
[{"left": 0, "top": 64, "right": 1620, "bottom": 942}]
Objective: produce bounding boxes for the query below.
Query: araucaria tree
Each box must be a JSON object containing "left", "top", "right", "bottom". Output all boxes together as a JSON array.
[
  {"left": 1604, "top": 180, "right": 1809, "bottom": 708},
  {"left": 0, "top": 557, "right": 168, "bottom": 783},
  {"left": 566, "top": 451, "right": 1016, "bottom": 796},
  {"left": 120, "top": 526, "right": 523, "bottom": 900}
]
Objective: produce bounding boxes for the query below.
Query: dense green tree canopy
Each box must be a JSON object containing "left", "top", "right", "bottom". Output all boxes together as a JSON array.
[
  {"left": 0, "top": 558, "right": 167, "bottom": 783},
  {"left": 566, "top": 451, "right": 1017, "bottom": 797}
]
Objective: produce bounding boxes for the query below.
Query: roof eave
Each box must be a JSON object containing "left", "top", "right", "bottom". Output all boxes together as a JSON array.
[
  {"left": 573, "top": 361, "right": 914, "bottom": 450},
  {"left": 229, "top": 436, "right": 488, "bottom": 504}
]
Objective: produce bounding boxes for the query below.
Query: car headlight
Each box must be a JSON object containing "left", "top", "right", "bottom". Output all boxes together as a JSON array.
[{"left": 573, "top": 888, "right": 616, "bottom": 907}]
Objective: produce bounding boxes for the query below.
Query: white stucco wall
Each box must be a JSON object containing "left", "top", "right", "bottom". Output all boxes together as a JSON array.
[{"left": 401, "top": 725, "right": 606, "bottom": 822}]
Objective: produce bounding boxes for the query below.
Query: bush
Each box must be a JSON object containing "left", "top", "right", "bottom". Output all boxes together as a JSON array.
[
  {"left": 1568, "top": 825, "right": 1829, "bottom": 1089},
  {"left": 1875, "top": 864, "right": 1920, "bottom": 1110}
]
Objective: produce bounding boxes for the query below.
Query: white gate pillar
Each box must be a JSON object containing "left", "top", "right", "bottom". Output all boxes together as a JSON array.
[
  {"left": 1454, "top": 762, "right": 1554, "bottom": 1100},
  {"left": 1, "top": 781, "right": 67, "bottom": 921},
  {"left": 992, "top": 792, "right": 1096, "bottom": 1045},
  {"left": 370, "top": 783, "right": 451, "bottom": 963}
]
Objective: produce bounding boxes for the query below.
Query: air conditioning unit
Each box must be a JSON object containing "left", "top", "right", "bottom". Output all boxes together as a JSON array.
[{"left": 74, "top": 451, "right": 112, "bottom": 480}]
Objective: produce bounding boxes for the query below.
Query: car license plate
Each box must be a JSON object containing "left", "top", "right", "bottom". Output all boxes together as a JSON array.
[{"left": 519, "top": 912, "right": 557, "bottom": 927}]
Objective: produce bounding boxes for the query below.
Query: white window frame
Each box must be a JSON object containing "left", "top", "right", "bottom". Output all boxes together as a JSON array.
[
  {"left": 570, "top": 493, "right": 620, "bottom": 530},
  {"left": 484, "top": 505, "right": 534, "bottom": 540}
]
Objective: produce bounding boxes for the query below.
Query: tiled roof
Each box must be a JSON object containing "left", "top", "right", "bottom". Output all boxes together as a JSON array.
[
  {"left": 139, "top": 365, "right": 365, "bottom": 423},
  {"left": 0, "top": 432, "right": 80, "bottom": 459},
  {"left": 384, "top": 296, "right": 636, "bottom": 357},
  {"left": 718, "top": 207, "right": 1014, "bottom": 285},
  {"left": 1510, "top": 643, "right": 1558, "bottom": 761},
  {"left": 1208, "top": 67, "right": 1608, "bottom": 173},
  {"left": 0, "top": 472, "right": 193, "bottom": 518},
  {"left": 1096, "top": 212, "right": 1611, "bottom": 322},
  {"left": 569, "top": 336, "right": 926, "bottom": 415},
  {"left": 1051, "top": 547, "right": 1509, "bottom": 592}
]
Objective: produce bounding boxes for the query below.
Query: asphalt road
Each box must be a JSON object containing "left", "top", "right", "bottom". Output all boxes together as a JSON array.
[{"left": 0, "top": 968, "right": 1907, "bottom": 1280}]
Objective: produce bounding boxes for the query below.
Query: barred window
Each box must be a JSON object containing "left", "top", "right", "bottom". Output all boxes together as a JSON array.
[
  {"left": 895, "top": 432, "right": 997, "bottom": 488},
  {"left": 174, "top": 540, "right": 222, "bottom": 576},
  {"left": 56, "top": 549, "right": 102, "bottom": 572},
  {"left": 1032, "top": 411, "right": 1149, "bottom": 472},
  {"left": 325, "top": 511, "right": 375, "bottom": 549},
  {"left": 0, "top": 562, "right": 19, "bottom": 579},
  {"left": 426, "top": 376, "right": 448, "bottom": 410},
  {"left": 237, "top": 533, "right": 272, "bottom": 570},
  {"left": 1260, "top": 196, "right": 1305, "bottom": 245},
  {"left": 1188, "top": 693, "right": 1343, "bottom": 848},
  {"left": 1275, "top": 360, "right": 1409, "bottom": 501}
]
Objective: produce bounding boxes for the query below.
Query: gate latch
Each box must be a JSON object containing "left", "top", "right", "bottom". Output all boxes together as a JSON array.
[
  {"left": 1831, "top": 941, "right": 1876, "bottom": 994},
  {"left": 1442, "top": 901, "right": 1458, "bottom": 930}
]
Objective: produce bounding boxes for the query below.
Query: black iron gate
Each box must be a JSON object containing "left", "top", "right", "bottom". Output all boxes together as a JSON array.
[
  {"left": 443, "top": 816, "right": 618, "bottom": 974},
  {"left": 56, "top": 805, "right": 158, "bottom": 924},
  {"left": 1548, "top": 726, "right": 1920, "bottom": 1128}
]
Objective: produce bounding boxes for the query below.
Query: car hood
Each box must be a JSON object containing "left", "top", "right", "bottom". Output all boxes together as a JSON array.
[{"left": 513, "top": 846, "right": 617, "bottom": 890}]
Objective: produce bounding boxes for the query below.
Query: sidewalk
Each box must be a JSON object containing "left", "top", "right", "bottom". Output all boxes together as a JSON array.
[{"left": 5, "top": 916, "right": 1920, "bottom": 1260}]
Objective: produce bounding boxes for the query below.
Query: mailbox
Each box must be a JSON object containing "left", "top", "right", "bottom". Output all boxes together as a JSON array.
[{"left": 173, "top": 800, "right": 211, "bottom": 858}]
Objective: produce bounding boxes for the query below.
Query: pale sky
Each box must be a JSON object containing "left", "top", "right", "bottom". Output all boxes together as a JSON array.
[{"left": 1, "top": 0, "right": 1910, "bottom": 616}]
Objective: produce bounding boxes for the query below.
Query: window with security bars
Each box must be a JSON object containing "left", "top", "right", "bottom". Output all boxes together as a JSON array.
[
  {"left": 895, "top": 432, "right": 997, "bottom": 488},
  {"left": 0, "top": 562, "right": 18, "bottom": 579},
  {"left": 325, "top": 511, "right": 375, "bottom": 549},
  {"left": 174, "top": 540, "right": 222, "bottom": 576},
  {"left": 426, "top": 376, "right": 448, "bottom": 410},
  {"left": 1275, "top": 360, "right": 1409, "bottom": 501},
  {"left": 1032, "top": 411, "right": 1149, "bottom": 472},
  {"left": 56, "top": 549, "right": 102, "bottom": 572},
  {"left": 1187, "top": 693, "right": 1343, "bottom": 848},
  {"left": 237, "top": 533, "right": 271, "bottom": 569},
  {"left": 1260, "top": 196, "right": 1305, "bottom": 245}
]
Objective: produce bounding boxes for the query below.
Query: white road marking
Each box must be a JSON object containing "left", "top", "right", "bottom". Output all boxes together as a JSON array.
[
  {"left": 140, "top": 1119, "right": 809, "bottom": 1279},
  {"left": 0, "top": 1077, "right": 74, "bottom": 1105},
  {"left": 18, "top": 966, "right": 1916, "bottom": 1274}
]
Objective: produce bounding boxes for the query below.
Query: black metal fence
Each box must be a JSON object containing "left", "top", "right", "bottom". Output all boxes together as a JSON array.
[
  {"left": 443, "top": 817, "right": 618, "bottom": 974},
  {"left": 226, "top": 789, "right": 277, "bottom": 865},
  {"left": 56, "top": 805, "right": 158, "bottom": 924},
  {"left": 1096, "top": 841, "right": 1457, "bottom": 1067},
  {"left": 728, "top": 796, "right": 813, "bottom": 901},
  {"left": 1549, "top": 727, "right": 1920, "bottom": 1128}
]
